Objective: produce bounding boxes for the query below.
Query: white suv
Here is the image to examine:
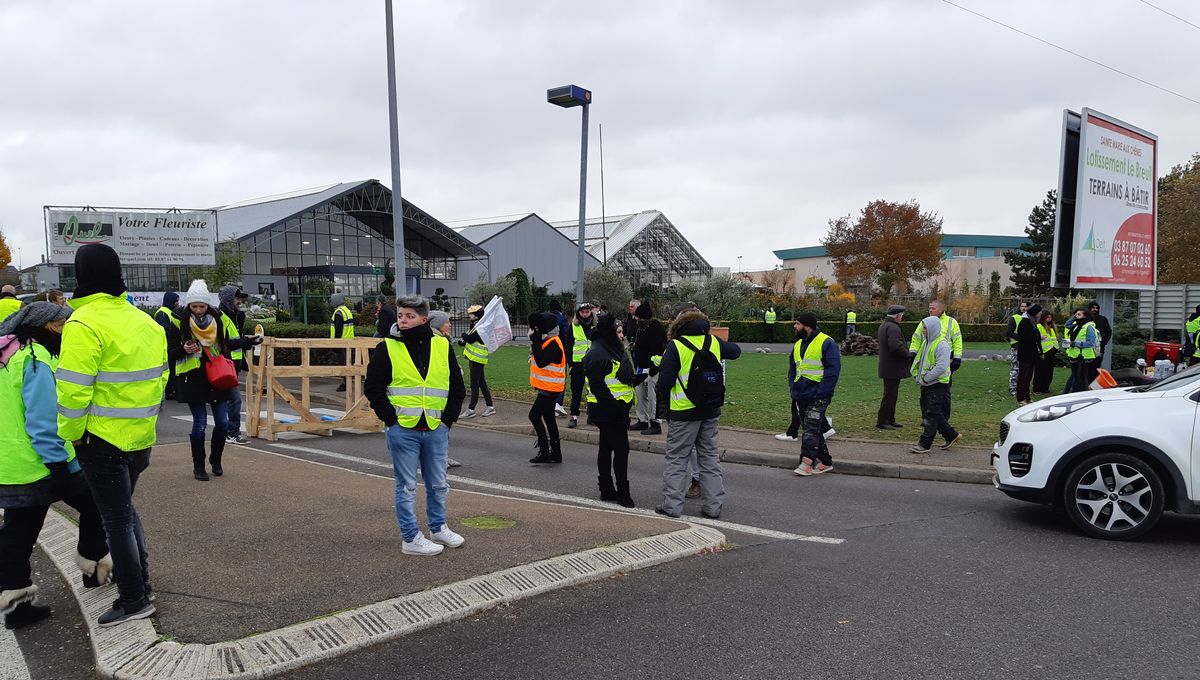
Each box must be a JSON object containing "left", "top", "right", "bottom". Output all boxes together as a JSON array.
[{"left": 993, "top": 365, "right": 1200, "bottom": 540}]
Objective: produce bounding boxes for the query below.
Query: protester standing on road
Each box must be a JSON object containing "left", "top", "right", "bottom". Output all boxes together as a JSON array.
[
  {"left": 154, "top": 292, "right": 182, "bottom": 400},
  {"left": 790, "top": 314, "right": 841, "bottom": 477},
  {"left": 218, "top": 286, "right": 260, "bottom": 445},
  {"left": 585, "top": 314, "right": 641, "bottom": 507},
  {"left": 0, "top": 285, "right": 21, "bottom": 321},
  {"left": 1066, "top": 308, "right": 1099, "bottom": 392},
  {"left": 876, "top": 305, "right": 910, "bottom": 430},
  {"left": 1005, "top": 301, "right": 1028, "bottom": 396},
  {"left": 1033, "top": 310, "right": 1058, "bottom": 394},
  {"left": 56, "top": 243, "right": 167, "bottom": 627},
  {"left": 654, "top": 306, "right": 742, "bottom": 519},
  {"left": 764, "top": 306, "right": 777, "bottom": 342},
  {"left": 630, "top": 303, "right": 666, "bottom": 436},
  {"left": 547, "top": 300, "right": 570, "bottom": 416},
  {"left": 0, "top": 303, "right": 113, "bottom": 630},
  {"left": 171, "top": 281, "right": 238, "bottom": 481},
  {"left": 527, "top": 313, "right": 567, "bottom": 464},
  {"left": 911, "top": 315, "right": 961, "bottom": 453},
  {"left": 1014, "top": 304, "right": 1042, "bottom": 405},
  {"left": 1087, "top": 301, "right": 1112, "bottom": 360},
  {"left": 910, "top": 300, "right": 962, "bottom": 423},
  {"left": 364, "top": 295, "right": 465, "bottom": 556},
  {"left": 565, "top": 302, "right": 596, "bottom": 429},
  {"left": 459, "top": 304, "right": 496, "bottom": 418},
  {"left": 330, "top": 292, "right": 354, "bottom": 392},
  {"left": 845, "top": 309, "right": 857, "bottom": 336}
]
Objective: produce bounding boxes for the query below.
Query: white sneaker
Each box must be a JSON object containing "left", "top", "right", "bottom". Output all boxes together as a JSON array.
[
  {"left": 774, "top": 433, "right": 798, "bottom": 441},
  {"left": 823, "top": 428, "right": 837, "bottom": 440},
  {"left": 431, "top": 526, "right": 465, "bottom": 548},
  {"left": 554, "top": 404, "right": 568, "bottom": 417},
  {"left": 460, "top": 408, "right": 477, "bottom": 419},
  {"left": 481, "top": 406, "right": 496, "bottom": 417},
  {"left": 401, "top": 533, "right": 444, "bottom": 556}
]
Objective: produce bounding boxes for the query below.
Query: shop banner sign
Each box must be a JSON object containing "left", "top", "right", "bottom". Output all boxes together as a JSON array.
[{"left": 47, "top": 209, "right": 217, "bottom": 266}]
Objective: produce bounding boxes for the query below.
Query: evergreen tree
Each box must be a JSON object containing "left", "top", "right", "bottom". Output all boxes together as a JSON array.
[{"left": 1004, "top": 190, "right": 1059, "bottom": 296}]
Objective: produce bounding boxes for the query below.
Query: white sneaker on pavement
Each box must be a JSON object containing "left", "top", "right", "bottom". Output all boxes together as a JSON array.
[
  {"left": 481, "top": 406, "right": 497, "bottom": 417},
  {"left": 554, "top": 404, "right": 568, "bottom": 417},
  {"left": 460, "top": 408, "right": 477, "bottom": 419},
  {"left": 431, "top": 526, "right": 465, "bottom": 548},
  {"left": 774, "top": 433, "right": 798, "bottom": 441},
  {"left": 227, "top": 432, "right": 250, "bottom": 445},
  {"left": 402, "top": 534, "right": 444, "bottom": 556}
]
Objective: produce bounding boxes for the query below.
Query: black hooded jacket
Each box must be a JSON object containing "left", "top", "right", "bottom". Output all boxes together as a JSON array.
[
  {"left": 655, "top": 311, "right": 741, "bottom": 421},
  {"left": 364, "top": 322, "right": 465, "bottom": 429}
]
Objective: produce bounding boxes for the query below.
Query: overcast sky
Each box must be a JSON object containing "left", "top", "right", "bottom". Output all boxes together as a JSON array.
[{"left": 2, "top": 0, "right": 1197, "bottom": 274}]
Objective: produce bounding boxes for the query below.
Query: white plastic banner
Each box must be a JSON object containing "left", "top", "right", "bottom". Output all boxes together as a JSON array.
[{"left": 476, "top": 296, "right": 513, "bottom": 352}]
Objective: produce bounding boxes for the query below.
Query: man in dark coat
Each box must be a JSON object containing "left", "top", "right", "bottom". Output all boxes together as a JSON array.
[
  {"left": 876, "top": 305, "right": 910, "bottom": 429},
  {"left": 375, "top": 295, "right": 396, "bottom": 338},
  {"left": 1087, "top": 301, "right": 1113, "bottom": 360},
  {"left": 1015, "top": 304, "right": 1043, "bottom": 404},
  {"left": 630, "top": 303, "right": 667, "bottom": 435}
]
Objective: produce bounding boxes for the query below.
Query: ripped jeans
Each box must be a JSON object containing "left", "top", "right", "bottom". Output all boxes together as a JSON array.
[{"left": 385, "top": 424, "right": 449, "bottom": 542}]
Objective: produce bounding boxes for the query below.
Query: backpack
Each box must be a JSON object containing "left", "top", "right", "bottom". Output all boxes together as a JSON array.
[{"left": 676, "top": 335, "right": 725, "bottom": 409}]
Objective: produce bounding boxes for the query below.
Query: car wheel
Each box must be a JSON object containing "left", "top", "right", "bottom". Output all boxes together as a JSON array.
[{"left": 1062, "top": 452, "right": 1165, "bottom": 540}]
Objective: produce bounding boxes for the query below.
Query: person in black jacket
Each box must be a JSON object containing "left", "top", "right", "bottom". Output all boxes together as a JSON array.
[
  {"left": 565, "top": 303, "right": 596, "bottom": 428},
  {"left": 528, "top": 313, "right": 567, "bottom": 464},
  {"left": 1087, "top": 301, "right": 1113, "bottom": 359},
  {"left": 374, "top": 295, "right": 396, "bottom": 338},
  {"left": 218, "top": 286, "right": 259, "bottom": 444},
  {"left": 154, "top": 291, "right": 181, "bottom": 399},
  {"left": 1015, "top": 304, "right": 1042, "bottom": 404},
  {"left": 630, "top": 303, "right": 666, "bottom": 435},
  {"left": 585, "top": 314, "right": 643, "bottom": 507}
]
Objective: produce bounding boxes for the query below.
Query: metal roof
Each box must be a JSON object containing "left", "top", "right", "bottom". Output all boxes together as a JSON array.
[
  {"left": 451, "top": 218, "right": 521, "bottom": 244},
  {"left": 214, "top": 182, "right": 360, "bottom": 241},
  {"left": 549, "top": 212, "right": 656, "bottom": 258},
  {"left": 774, "top": 233, "right": 1031, "bottom": 260}
]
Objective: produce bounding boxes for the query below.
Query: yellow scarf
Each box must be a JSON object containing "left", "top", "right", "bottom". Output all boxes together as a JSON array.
[{"left": 190, "top": 314, "right": 219, "bottom": 348}]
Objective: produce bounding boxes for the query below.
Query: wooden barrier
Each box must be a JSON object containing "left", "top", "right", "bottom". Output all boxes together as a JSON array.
[{"left": 246, "top": 337, "right": 384, "bottom": 441}]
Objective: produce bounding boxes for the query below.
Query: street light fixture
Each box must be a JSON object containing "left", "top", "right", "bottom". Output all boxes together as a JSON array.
[{"left": 547, "top": 84, "right": 592, "bottom": 307}]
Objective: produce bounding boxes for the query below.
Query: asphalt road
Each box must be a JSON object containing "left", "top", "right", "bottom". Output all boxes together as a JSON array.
[{"left": 12, "top": 401, "right": 1200, "bottom": 679}]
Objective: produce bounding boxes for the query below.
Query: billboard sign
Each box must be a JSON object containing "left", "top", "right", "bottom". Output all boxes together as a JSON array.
[
  {"left": 1069, "top": 109, "right": 1157, "bottom": 289},
  {"left": 47, "top": 208, "right": 217, "bottom": 266}
]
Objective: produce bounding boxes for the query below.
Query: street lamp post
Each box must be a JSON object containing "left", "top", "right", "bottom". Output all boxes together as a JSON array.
[
  {"left": 384, "top": 0, "right": 410, "bottom": 295},
  {"left": 547, "top": 84, "right": 592, "bottom": 307}
]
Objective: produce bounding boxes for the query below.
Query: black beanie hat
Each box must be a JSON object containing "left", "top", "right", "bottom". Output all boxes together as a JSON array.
[
  {"left": 528, "top": 312, "right": 557, "bottom": 334},
  {"left": 796, "top": 313, "right": 818, "bottom": 329},
  {"left": 635, "top": 303, "right": 653, "bottom": 319},
  {"left": 73, "top": 244, "right": 126, "bottom": 299}
]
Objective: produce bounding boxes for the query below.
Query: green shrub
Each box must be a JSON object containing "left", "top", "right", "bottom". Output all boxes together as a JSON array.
[{"left": 719, "top": 321, "right": 1009, "bottom": 344}]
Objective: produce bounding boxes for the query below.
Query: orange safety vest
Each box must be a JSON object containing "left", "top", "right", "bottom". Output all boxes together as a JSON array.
[{"left": 530, "top": 336, "right": 567, "bottom": 393}]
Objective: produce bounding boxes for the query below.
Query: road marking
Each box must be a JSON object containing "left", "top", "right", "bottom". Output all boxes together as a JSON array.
[
  {"left": 0, "top": 610, "right": 33, "bottom": 680},
  {"left": 260, "top": 441, "right": 845, "bottom": 544}
]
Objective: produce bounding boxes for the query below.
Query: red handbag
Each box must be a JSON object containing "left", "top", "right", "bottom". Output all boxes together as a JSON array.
[{"left": 204, "top": 347, "right": 239, "bottom": 390}]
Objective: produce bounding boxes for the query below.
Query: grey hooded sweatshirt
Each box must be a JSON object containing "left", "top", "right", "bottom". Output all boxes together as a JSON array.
[{"left": 915, "top": 315, "right": 951, "bottom": 386}]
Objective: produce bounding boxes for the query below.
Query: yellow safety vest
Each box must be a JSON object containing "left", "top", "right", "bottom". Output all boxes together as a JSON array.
[
  {"left": 330, "top": 305, "right": 355, "bottom": 338},
  {"left": 1038, "top": 324, "right": 1058, "bottom": 355},
  {"left": 846, "top": 312, "right": 857, "bottom": 323},
  {"left": 156, "top": 307, "right": 181, "bottom": 329},
  {"left": 463, "top": 324, "right": 489, "bottom": 365},
  {"left": 765, "top": 310, "right": 777, "bottom": 324},
  {"left": 0, "top": 297, "right": 21, "bottom": 321},
  {"left": 221, "top": 312, "right": 243, "bottom": 362},
  {"left": 1010, "top": 314, "right": 1022, "bottom": 347},
  {"left": 1066, "top": 321, "right": 1097, "bottom": 361},
  {"left": 0, "top": 343, "right": 76, "bottom": 484},
  {"left": 571, "top": 323, "right": 591, "bottom": 363},
  {"left": 914, "top": 335, "right": 950, "bottom": 384},
  {"left": 669, "top": 334, "right": 722, "bottom": 413},
  {"left": 910, "top": 313, "right": 962, "bottom": 358},
  {"left": 792, "top": 332, "right": 831, "bottom": 383},
  {"left": 587, "top": 358, "right": 636, "bottom": 404},
  {"left": 56, "top": 293, "right": 168, "bottom": 452},
  {"left": 384, "top": 335, "right": 450, "bottom": 429}
]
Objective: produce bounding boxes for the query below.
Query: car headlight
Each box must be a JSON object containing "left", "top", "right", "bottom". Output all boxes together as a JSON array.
[{"left": 1017, "top": 398, "right": 1100, "bottom": 423}]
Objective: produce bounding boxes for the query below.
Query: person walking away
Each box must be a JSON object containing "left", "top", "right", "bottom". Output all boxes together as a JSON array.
[
  {"left": 56, "top": 244, "right": 166, "bottom": 627},
  {"left": 547, "top": 300, "right": 570, "bottom": 416},
  {"left": 527, "top": 313, "right": 567, "bottom": 464},
  {"left": 171, "top": 281, "right": 238, "bottom": 480},
  {"left": 0, "top": 303, "right": 113, "bottom": 629},
  {"left": 330, "top": 292, "right": 354, "bottom": 392},
  {"left": 764, "top": 306, "right": 777, "bottom": 342},
  {"left": 1033, "top": 311, "right": 1059, "bottom": 394},
  {"left": 566, "top": 302, "right": 596, "bottom": 428},
  {"left": 1087, "top": 301, "right": 1113, "bottom": 361},
  {"left": 585, "top": 314, "right": 642, "bottom": 507},
  {"left": 630, "top": 302, "right": 666, "bottom": 436},
  {"left": 876, "top": 305, "right": 910, "bottom": 429},
  {"left": 791, "top": 314, "right": 841, "bottom": 476},
  {"left": 375, "top": 295, "right": 396, "bottom": 338},
  {"left": 364, "top": 295, "right": 465, "bottom": 556},
  {"left": 429, "top": 310, "right": 463, "bottom": 468},
  {"left": 47, "top": 289, "right": 67, "bottom": 306},
  {"left": 0, "top": 285, "right": 22, "bottom": 321},
  {"left": 458, "top": 304, "right": 496, "bottom": 418},
  {"left": 218, "top": 286, "right": 260, "bottom": 444},
  {"left": 1005, "top": 302, "right": 1027, "bottom": 396},
  {"left": 1065, "top": 308, "right": 1099, "bottom": 393},
  {"left": 654, "top": 307, "right": 742, "bottom": 519},
  {"left": 910, "top": 315, "right": 961, "bottom": 453},
  {"left": 845, "top": 309, "right": 857, "bottom": 336},
  {"left": 154, "top": 292, "right": 182, "bottom": 400},
  {"left": 1014, "top": 304, "right": 1042, "bottom": 404},
  {"left": 909, "top": 300, "right": 962, "bottom": 423}
]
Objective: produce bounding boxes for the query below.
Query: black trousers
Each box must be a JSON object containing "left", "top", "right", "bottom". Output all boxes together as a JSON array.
[
  {"left": 877, "top": 378, "right": 900, "bottom": 427},
  {"left": 798, "top": 397, "right": 832, "bottom": 465},
  {"left": 468, "top": 360, "right": 492, "bottom": 409},
  {"left": 75, "top": 439, "right": 152, "bottom": 608},
  {"left": 529, "top": 392, "right": 560, "bottom": 450},
  {"left": 569, "top": 362, "right": 587, "bottom": 416},
  {"left": 1033, "top": 355, "right": 1055, "bottom": 393},
  {"left": 596, "top": 409, "right": 631, "bottom": 484},
  {"left": 919, "top": 383, "right": 959, "bottom": 448},
  {"left": 1016, "top": 360, "right": 1036, "bottom": 402},
  {"left": 1070, "top": 358, "right": 1099, "bottom": 393},
  {"left": 0, "top": 485, "right": 109, "bottom": 591}
]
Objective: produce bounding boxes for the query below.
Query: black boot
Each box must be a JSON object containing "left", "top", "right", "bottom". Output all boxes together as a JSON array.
[
  {"left": 616, "top": 479, "right": 636, "bottom": 508},
  {"left": 529, "top": 439, "right": 552, "bottom": 464},
  {"left": 190, "top": 436, "right": 209, "bottom": 481},
  {"left": 210, "top": 435, "right": 225, "bottom": 477},
  {"left": 644, "top": 421, "right": 662, "bottom": 436},
  {"left": 598, "top": 475, "right": 619, "bottom": 502},
  {"left": 549, "top": 439, "right": 563, "bottom": 464},
  {"left": 5, "top": 601, "right": 52, "bottom": 630}
]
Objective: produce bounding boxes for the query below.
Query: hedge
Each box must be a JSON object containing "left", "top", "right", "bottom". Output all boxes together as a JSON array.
[{"left": 718, "top": 320, "right": 1010, "bottom": 344}]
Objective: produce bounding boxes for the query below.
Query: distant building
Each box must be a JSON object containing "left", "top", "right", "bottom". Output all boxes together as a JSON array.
[
  {"left": 18, "top": 262, "right": 61, "bottom": 292},
  {"left": 549, "top": 211, "right": 712, "bottom": 290},
  {"left": 451, "top": 214, "right": 602, "bottom": 297},
  {"left": 772, "top": 233, "right": 1031, "bottom": 294}
]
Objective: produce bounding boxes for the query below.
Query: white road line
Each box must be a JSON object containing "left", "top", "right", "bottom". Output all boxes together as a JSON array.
[
  {"left": 0, "top": 625, "right": 32, "bottom": 680},
  {"left": 260, "top": 441, "right": 845, "bottom": 544}
]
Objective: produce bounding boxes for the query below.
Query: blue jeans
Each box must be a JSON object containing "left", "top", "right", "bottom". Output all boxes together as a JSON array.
[
  {"left": 188, "top": 401, "right": 229, "bottom": 440},
  {"left": 75, "top": 437, "right": 151, "bottom": 609},
  {"left": 226, "top": 384, "right": 243, "bottom": 435},
  {"left": 385, "top": 425, "right": 449, "bottom": 542}
]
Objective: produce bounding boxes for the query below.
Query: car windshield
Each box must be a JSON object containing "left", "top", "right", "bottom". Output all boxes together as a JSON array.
[{"left": 1135, "top": 363, "right": 1200, "bottom": 392}]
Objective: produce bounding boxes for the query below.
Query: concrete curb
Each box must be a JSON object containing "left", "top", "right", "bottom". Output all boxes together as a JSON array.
[{"left": 38, "top": 509, "right": 724, "bottom": 679}]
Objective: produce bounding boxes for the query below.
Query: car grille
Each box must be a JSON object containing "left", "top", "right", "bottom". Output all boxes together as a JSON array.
[{"left": 999, "top": 421, "right": 1010, "bottom": 445}]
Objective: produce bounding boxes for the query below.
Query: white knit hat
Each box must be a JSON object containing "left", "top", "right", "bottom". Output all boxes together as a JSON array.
[{"left": 184, "top": 280, "right": 212, "bottom": 306}]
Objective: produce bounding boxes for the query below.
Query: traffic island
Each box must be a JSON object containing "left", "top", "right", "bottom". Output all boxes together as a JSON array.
[{"left": 36, "top": 443, "right": 722, "bottom": 679}]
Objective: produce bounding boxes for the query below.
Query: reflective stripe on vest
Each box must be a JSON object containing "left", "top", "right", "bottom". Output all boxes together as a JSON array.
[
  {"left": 915, "top": 335, "right": 950, "bottom": 383},
  {"left": 572, "top": 323, "right": 591, "bottom": 362},
  {"left": 530, "top": 336, "right": 567, "bottom": 392},
  {"left": 0, "top": 343, "right": 76, "bottom": 485},
  {"left": 670, "top": 334, "right": 722, "bottom": 413},
  {"left": 1038, "top": 324, "right": 1057, "bottom": 354},
  {"left": 221, "top": 313, "right": 243, "bottom": 362},
  {"left": 1065, "top": 321, "right": 1097, "bottom": 360},
  {"left": 792, "top": 332, "right": 830, "bottom": 382},
  {"left": 56, "top": 293, "right": 169, "bottom": 451},
  {"left": 384, "top": 335, "right": 450, "bottom": 429},
  {"left": 463, "top": 325, "right": 489, "bottom": 365},
  {"left": 587, "top": 359, "right": 635, "bottom": 404},
  {"left": 330, "top": 305, "right": 355, "bottom": 338}
]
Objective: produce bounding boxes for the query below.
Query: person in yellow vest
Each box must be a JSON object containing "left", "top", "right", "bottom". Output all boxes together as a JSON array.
[
  {"left": 1065, "top": 308, "right": 1099, "bottom": 393},
  {"left": 218, "top": 286, "right": 261, "bottom": 445},
  {"left": 330, "top": 292, "right": 355, "bottom": 392},
  {"left": 565, "top": 302, "right": 596, "bottom": 428},
  {"left": 585, "top": 313, "right": 643, "bottom": 507},
  {"left": 845, "top": 309, "right": 857, "bottom": 336},
  {"left": 458, "top": 304, "right": 496, "bottom": 418},
  {"left": 0, "top": 303, "right": 114, "bottom": 629},
  {"left": 1033, "top": 310, "right": 1059, "bottom": 394},
  {"left": 153, "top": 292, "right": 182, "bottom": 400},
  {"left": 910, "top": 315, "right": 961, "bottom": 453},
  {"left": 1186, "top": 305, "right": 1200, "bottom": 367},
  {"left": 364, "top": 295, "right": 465, "bottom": 556},
  {"left": 764, "top": 306, "right": 777, "bottom": 342},
  {"left": 790, "top": 314, "right": 841, "bottom": 476},
  {"left": 909, "top": 300, "right": 963, "bottom": 423},
  {"left": 56, "top": 244, "right": 167, "bottom": 627},
  {"left": 528, "top": 313, "right": 567, "bottom": 464},
  {"left": 0, "top": 284, "right": 22, "bottom": 321}
]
